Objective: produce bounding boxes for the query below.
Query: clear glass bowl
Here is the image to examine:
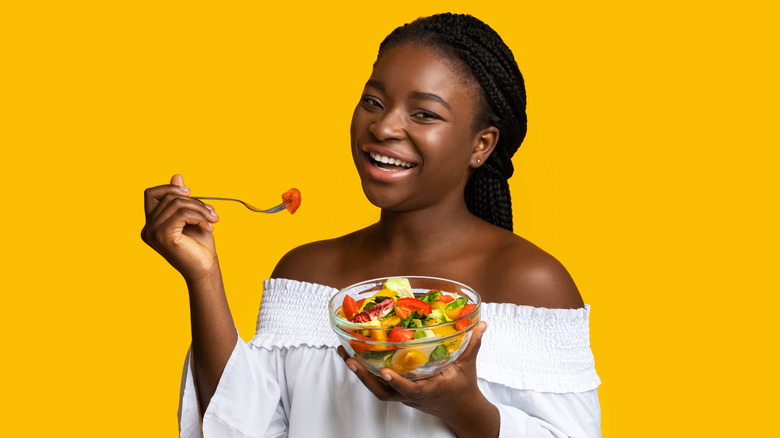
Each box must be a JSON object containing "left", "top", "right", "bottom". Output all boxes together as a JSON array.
[{"left": 328, "top": 276, "right": 481, "bottom": 380}]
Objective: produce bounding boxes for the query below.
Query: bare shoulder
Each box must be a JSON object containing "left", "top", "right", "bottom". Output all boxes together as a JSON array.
[
  {"left": 478, "top": 227, "right": 584, "bottom": 309},
  {"left": 270, "top": 228, "right": 367, "bottom": 289}
]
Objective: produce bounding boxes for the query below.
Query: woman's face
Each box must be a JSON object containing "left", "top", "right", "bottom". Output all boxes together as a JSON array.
[{"left": 350, "top": 43, "right": 495, "bottom": 211}]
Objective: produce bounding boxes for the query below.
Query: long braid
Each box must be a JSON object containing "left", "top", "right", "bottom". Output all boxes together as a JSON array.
[{"left": 377, "top": 13, "right": 527, "bottom": 231}]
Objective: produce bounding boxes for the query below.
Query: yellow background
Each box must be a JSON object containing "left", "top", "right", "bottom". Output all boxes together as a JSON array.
[{"left": 2, "top": 1, "right": 777, "bottom": 436}]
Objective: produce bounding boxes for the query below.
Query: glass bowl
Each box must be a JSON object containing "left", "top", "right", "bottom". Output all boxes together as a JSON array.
[{"left": 328, "top": 276, "right": 481, "bottom": 380}]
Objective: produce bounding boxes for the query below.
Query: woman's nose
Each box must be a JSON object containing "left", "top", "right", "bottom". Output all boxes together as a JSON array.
[{"left": 369, "top": 110, "right": 406, "bottom": 141}]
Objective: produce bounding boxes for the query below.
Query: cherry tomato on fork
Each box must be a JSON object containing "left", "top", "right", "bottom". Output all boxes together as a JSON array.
[{"left": 282, "top": 188, "right": 301, "bottom": 214}]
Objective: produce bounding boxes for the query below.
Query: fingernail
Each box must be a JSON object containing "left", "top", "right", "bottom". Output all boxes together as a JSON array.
[
  {"left": 348, "top": 364, "right": 357, "bottom": 373},
  {"left": 382, "top": 373, "right": 392, "bottom": 382},
  {"left": 179, "top": 186, "right": 190, "bottom": 194},
  {"left": 210, "top": 210, "right": 219, "bottom": 219},
  {"left": 205, "top": 204, "right": 215, "bottom": 211}
]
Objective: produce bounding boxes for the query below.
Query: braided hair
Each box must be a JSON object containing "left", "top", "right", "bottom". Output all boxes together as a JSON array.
[{"left": 377, "top": 13, "right": 527, "bottom": 231}]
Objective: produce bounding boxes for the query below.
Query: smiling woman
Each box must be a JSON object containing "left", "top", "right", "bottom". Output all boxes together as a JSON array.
[
  {"left": 350, "top": 43, "right": 492, "bottom": 210},
  {"left": 142, "top": 12, "right": 600, "bottom": 438}
]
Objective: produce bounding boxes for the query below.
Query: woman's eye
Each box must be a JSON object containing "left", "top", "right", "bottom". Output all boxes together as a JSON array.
[
  {"left": 361, "top": 96, "right": 383, "bottom": 109},
  {"left": 413, "top": 110, "right": 441, "bottom": 120}
]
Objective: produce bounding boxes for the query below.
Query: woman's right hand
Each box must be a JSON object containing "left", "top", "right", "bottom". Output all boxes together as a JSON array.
[{"left": 141, "top": 174, "right": 221, "bottom": 281}]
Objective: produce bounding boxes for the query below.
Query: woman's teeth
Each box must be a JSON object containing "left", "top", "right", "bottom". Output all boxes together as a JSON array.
[{"left": 369, "top": 151, "right": 414, "bottom": 169}]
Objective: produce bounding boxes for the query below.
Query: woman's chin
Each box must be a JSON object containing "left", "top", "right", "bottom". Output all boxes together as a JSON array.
[{"left": 360, "top": 183, "right": 410, "bottom": 211}]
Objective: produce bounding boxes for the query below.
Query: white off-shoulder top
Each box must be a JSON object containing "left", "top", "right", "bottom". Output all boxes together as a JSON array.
[{"left": 178, "top": 279, "right": 602, "bottom": 437}]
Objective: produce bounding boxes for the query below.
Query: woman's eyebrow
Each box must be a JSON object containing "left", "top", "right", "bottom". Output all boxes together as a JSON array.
[
  {"left": 365, "top": 79, "right": 385, "bottom": 91},
  {"left": 409, "top": 91, "right": 451, "bottom": 111},
  {"left": 365, "top": 79, "right": 450, "bottom": 111}
]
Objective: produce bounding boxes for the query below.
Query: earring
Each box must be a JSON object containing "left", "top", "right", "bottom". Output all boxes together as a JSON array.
[{"left": 477, "top": 159, "right": 481, "bottom": 164}]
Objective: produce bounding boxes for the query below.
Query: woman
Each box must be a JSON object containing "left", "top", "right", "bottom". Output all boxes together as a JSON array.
[{"left": 143, "top": 13, "right": 601, "bottom": 437}]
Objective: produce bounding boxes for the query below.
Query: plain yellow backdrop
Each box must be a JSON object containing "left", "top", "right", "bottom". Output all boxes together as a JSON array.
[{"left": 2, "top": 1, "right": 778, "bottom": 436}]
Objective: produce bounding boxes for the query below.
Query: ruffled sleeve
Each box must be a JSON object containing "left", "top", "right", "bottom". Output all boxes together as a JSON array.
[
  {"left": 178, "top": 335, "right": 289, "bottom": 438},
  {"left": 478, "top": 303, "right": 601, "bottom": 393}
]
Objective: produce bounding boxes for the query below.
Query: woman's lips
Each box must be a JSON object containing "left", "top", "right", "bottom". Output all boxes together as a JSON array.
[
  {"left": 368, "top": 151, "right": 415, "bottom": 169},
  {"left": 362, "top": 150, "right": 417, "bottom": 181}
]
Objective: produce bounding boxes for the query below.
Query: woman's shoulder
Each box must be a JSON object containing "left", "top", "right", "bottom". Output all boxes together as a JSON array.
[
  {"left": 270, "top": 227, "right": 368, "bottom": 288},
  {"left": 475, "top": 224, "right": 584, "bottom": 309}
]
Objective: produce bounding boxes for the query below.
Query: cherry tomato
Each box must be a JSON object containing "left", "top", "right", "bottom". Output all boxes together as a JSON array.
[{"left": 282, "top": 188, "right": 301, "bottom": 214}]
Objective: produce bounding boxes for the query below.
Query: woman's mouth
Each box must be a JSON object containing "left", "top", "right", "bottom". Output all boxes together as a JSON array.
[{"left": 368, "top": 151, "right": 416, "bottom": 171}]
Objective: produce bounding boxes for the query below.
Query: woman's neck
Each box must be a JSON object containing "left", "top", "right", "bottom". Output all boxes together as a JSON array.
[{"left": 372, "top": 201, "right": 479, "bottom": 254}]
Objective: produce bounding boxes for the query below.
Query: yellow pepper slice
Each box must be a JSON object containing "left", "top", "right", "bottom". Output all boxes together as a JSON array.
[
  {"left": 373, "top": 288, "right": 397, "bottom": 299},
  {"left": 380, "top": 316, "right": 402, "bottom": 328},
  {"left": 392, "top": 349, "right": 428, "bottom": 374},
  {"left": 445, "top": 306, "right": 463, "bottom": 320}
]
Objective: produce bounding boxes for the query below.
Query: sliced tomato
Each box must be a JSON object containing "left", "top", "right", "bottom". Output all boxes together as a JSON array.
[
  {"left": 454, "top": 304, "right": 477, "bottom": 330},
  {"left": 342, "top": 295, "right": 357, "bottom": 320},
  {"left": 282, "top": 188, "right": 301, "bottom": 214},
  {"left": 356, "top": 298, "right": 367, "bottom": 311},
  {"left": 438, "top": 294, "right": 455, "bottom": 304},
  {"left": 396, "top": 298, "right": 432, "bottom": 315},
  {"left": 395, "top": 305, "right": 412, "bottom": 319},
  {"left": 388, "top": 329, "right": 414, "bottom": 343}
]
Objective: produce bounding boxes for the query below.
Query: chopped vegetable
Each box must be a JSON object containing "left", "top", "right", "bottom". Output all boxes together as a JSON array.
[
  {"left": 388, "top": 329, "right": 414, "bottom": 343},
  {"left": 282, "top": 188, "right": 301, "bottom": 214},
  {"left": 429, "top": 344, "right": 450, "bottom": 361},
  {"left": 420, "top": 290, "right": 441, "bottom": 303},
  {"left": 380, "top": 316, "right": 402, "bottom": 328},
  {"left": 373, "top": 287, "right": 397, "bottom": 299},
  {"left": 437, "top": 294, "right": 455, "bottom": 304},
  {"left": 396, "top": 297, "right": 432, "bottom": 315},
  {"left": 446, "top": 297, "right": 468, "bottom": 310},
  {"left": 382, "top": 277, "right": 414, "bottom": 298},
  {"left": 343, "top": 295, "right": 357, "bottom": 320},
  {"left": 391, "top": 349, "right": 428, "bottom": 374},
  {"left": 454, "top": 304, "right": 477, "bottom": 330}
]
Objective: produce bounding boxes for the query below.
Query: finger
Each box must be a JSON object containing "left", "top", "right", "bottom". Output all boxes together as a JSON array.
[
  {"left": 156, "top": 207, "right": 215, "bottom": 242},
  {"left": 170, "top": 173, "right": 185, "bottom": 187},
  {"left": 377, "top": 368, "right": 429, "bottom": 399},
  {"left": 336, "top": 346, "right": 353, "bottom": 368},
  {"left": 144, "top": 183, "right": 191, "bottom": 216},
  {"left": 151, "top": 194, "right": 219, "bottom": 228},
  {"left": 339, "top": 351, "right": 402, "bottom": 401},
  {"left": 458, "top": 321, "right": 487, "bottom": 362}
]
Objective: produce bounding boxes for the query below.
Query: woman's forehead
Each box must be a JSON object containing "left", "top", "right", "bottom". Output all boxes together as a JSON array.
[{"left": 369, "top": 44, "right": 477, "bottom": 99}]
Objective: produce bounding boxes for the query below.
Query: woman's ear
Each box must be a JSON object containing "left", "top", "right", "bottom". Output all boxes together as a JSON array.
[{"left": 470, "top": 126, "right": 499, "bottom": 168}]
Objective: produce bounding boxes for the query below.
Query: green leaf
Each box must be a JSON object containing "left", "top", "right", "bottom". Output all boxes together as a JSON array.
[
  {"left": 446, "top": 297, "right": 468, "bottom": 310},
  {"left": 429, "top": 344, "right": 450, "bottom": 361},
  {"left": 420, "top": 290, "right": 441, "bottom": 303}
]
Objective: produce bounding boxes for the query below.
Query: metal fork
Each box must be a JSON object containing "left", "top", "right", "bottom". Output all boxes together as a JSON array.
[{"left": 192, "top": 197, "right": 288, "bottom": 213}]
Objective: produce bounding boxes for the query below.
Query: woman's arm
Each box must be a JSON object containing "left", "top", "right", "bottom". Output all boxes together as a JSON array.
[{"left": 141, "top": 174, "right": 237, "bottom": 415}]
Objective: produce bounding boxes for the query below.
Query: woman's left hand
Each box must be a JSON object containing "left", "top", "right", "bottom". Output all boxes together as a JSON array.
[{"left": 337, "top": 321, "right": 499, "bottom": 438}]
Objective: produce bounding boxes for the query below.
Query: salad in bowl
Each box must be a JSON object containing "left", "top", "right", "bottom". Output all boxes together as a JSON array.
[{"left": 328, "top": 276, "right": 481, "bottom": 380}]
